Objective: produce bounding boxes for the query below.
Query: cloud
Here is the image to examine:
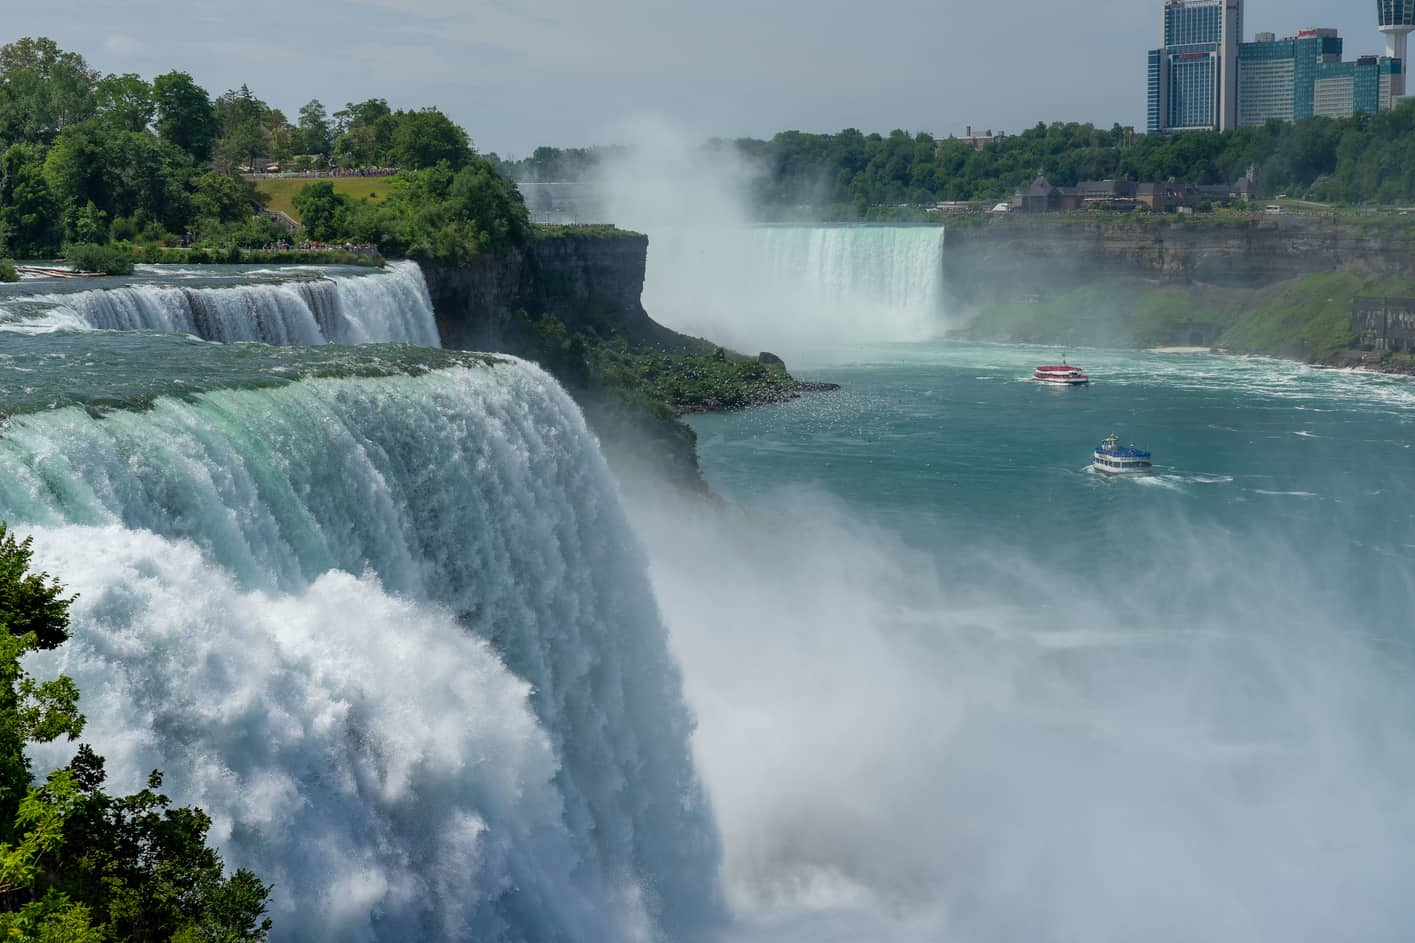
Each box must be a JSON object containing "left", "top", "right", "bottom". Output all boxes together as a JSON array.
[{"left": 104, "top": 34, "right": 151, "bottom": 58}]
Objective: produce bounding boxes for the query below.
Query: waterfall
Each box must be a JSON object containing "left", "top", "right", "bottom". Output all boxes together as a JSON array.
[
  {"left": 0, "top": 261, "right": 441, "bottom": 347},
  {"left": 0, "top": 350, "right": 721, "bottom": 941},
  {"left": 637, "top": 225, "right": 948, "bottom": 358}
]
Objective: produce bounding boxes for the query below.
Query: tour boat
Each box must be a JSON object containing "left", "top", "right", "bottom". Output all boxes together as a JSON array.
[
  {"left": 1033, "top": 361, "right": 1089, "bottom": 385},
  {"left": 1092, "top": 433, "right": 1152, "bottom": 475}
]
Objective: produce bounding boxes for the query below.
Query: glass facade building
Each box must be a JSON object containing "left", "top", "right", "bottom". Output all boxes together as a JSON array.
[
  {"left": 1151, "top": 0, "right": 1405, "bottom": 134},
  {"left": 1148, "top": 0, "right": 1238, "bottom": 132},
  {"left": 1313, "top": 57, "right": 1402, "bottom": 116},
  {"left": 1236, "top": 33, "right": 1341, "bottom": 125},
  {"left": 1167, "top": 47, "right": 1219, "bottom": 128},
  {"left": 1165, "top": 1, "right": 1222, "bottom": 45}
]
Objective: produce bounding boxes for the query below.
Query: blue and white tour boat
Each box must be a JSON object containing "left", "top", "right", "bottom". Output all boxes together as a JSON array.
[{"left": 1092, "top": 433, "right": 1152, "bottom": 475}]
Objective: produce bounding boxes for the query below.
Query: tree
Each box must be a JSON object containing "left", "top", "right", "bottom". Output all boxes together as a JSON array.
[
  {"left": 0, "top": 37, "right": 98, "bottom": 144},
  {"left": 0, "top": 526, "right": 273, "bottom": 941},
  {"left": 0, "top": 143, "right": 63, "bottom": 255},
  {"left": 331, "top": 98, "right": 393, "bottom": 167},
  {"left": 212, "top": 86, "right": 271, "bottom": 172},
  {"left": 291, "top": 181, "right": 347, "bottom": 240},
  {"left": 152, "top": 71, "right": 219, "bottom": 161},
  {"left": 192, "top": 171, "right": 257, "bottom": 224},
  {"left": 94, "top": 73, "right": 154, "bottom": 134},
  {"left": 389, "top": 108, "right": 472, "bottom": 170},
  {"left": 297, "top": 99, "right": 332, "bottom": 157}
]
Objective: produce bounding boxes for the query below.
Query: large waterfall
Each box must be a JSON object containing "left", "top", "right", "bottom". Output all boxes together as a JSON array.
[
  {"left": 0, "top": 337, "right": 721, "bottom": 941},
  {"left": 0, "top": 261, "right": 440, "bottom": 347},
  {"left": 639, "top": 225, "right": 948, "bottom": 359}
]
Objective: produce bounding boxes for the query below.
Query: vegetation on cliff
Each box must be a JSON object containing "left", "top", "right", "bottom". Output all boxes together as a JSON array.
[
  {"left": 0, "top": 525, "right": 272, "bottom": 941},
  {"left": 496, "top": 304, "right": 830, "bottom": 487}
]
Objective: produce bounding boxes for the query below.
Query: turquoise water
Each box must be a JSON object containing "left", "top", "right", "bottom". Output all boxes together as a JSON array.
[{"left": 690, "top": 342, "right": 1415, "bottom": 593}]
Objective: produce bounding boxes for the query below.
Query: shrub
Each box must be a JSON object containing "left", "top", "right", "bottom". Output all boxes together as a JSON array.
[
  {"left": 0, "top": 259, "right": 17, "bottom": 283},
  {"left": 62, "top": 243, "right": 135, "bottom": 276}
]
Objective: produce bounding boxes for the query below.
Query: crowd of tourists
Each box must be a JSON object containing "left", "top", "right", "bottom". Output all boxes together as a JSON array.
[
  {"left": 243, "top": 167, "right": 399, "bottom": 179},
  {"left": 260, "top": 239, "right": 380, "bottom": 256}
]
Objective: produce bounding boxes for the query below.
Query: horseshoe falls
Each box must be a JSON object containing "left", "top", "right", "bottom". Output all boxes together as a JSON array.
[
  {"left": 0, "top": 260, "right": 440, "bottom": 346},
  {"left": 637, "top": 225, "right": 947, "bottom": 359},
  {"left": 0, "top": 335, "right": 721, "bottom": 942}
]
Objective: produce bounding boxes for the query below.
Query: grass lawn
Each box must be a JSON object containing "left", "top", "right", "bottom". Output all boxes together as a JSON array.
[{"left": 253, "top": 177, "right": 394, "bottom": 221}]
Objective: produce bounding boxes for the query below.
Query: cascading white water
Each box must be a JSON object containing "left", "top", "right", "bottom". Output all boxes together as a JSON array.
[
  {"left": 2, "top": 359, "right": 721, "bottom": 941},
  {"left": 638, "top": 225, "right": 947, "bottom": 359},
  {"left": 0, "top": 261, "right": 441, "bottom": 347}
]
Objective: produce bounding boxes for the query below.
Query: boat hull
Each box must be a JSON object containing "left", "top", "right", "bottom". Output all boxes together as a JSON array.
[{"left": 1035, "top": 376, "right": 1090, "bottom": 385}]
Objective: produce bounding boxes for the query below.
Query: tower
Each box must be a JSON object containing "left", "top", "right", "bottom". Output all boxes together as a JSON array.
[
  {"left": 1378, "top": 0, "right": 1413, "bottom": 63},
  {"left": 1378, "top": 0, "right": 1412, "bottom": 97}
]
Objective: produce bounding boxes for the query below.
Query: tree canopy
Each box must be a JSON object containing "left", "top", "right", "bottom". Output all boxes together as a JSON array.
[{"left": 0, "top": 36, "right": 533, "bottom": 260}]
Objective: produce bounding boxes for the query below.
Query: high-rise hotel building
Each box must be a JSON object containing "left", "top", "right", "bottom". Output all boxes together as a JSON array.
[
  {"left": 1149, "top": 0, "right": 1404, "bottom": 133},
  {"left": 1147, "top": 0, "right": 1243, "bottom": 132}
]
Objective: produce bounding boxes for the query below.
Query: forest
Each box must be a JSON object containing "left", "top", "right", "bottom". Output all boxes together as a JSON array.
[{"left": 0, "top": 36, "right": 529, "bottom": 266}]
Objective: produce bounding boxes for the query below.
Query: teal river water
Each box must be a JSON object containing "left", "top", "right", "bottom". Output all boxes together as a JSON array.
[{"left": 689, "top": 342, "right": 1415, "bottom": 605}]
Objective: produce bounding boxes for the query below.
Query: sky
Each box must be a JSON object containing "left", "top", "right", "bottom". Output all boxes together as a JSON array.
[{"left": 9, "top": 0, "right": 1392, "bottom": 156}]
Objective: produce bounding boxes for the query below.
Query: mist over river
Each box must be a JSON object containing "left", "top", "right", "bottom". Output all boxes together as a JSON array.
[{"left": 633, "top": 341, "right": 1415, "bottom": 940}]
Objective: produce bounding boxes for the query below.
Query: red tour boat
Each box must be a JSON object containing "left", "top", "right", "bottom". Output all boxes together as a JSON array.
[{"left": 1033, "top": 360, "right": 1089, "bottom": 385}]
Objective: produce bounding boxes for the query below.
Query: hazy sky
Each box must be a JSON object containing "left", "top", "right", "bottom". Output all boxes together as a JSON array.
[{"left": 10, "top": 0, "right": 1391, "bottom": 156}]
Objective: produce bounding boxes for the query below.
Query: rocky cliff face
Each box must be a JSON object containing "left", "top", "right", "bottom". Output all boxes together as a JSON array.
[
  {"left": 420, "top": 232, "right": 710, "bottom": 490},
  {"left": 943, "top": 217, "right": 1415, "bottom": 305},
  {"left": 421, "top": 233, "right": 679, "bottom": 351}
]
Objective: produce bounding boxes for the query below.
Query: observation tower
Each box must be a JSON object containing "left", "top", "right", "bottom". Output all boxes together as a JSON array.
[{"left": 1379, "top": 0, "right": 1414, "bottom": 64}]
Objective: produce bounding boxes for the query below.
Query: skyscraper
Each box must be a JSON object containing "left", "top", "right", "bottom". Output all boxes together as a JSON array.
[
  {"left": 1147, "top": 0, "right": 1243, "bottom": 133},
  {"left": 1236, "top": 29, "right": 1342, "bottom": 126},
  {"left": 1149, "top": 0, "right": 1404, "bottom": 135}
]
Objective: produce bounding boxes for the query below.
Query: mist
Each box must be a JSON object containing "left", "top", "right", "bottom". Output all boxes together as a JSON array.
[
  {"left": 590, "top": 120, "right": 952, "bottom": 362},
  {"left": 619, "top": 465, "right": 1415, "bottom": 941}
]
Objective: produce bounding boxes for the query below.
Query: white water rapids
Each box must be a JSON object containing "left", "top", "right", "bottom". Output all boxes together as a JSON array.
[{"left": 0, "top": 260, "right": 441, "bottom": 346}]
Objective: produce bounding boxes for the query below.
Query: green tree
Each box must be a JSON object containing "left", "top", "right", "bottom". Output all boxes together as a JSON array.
[
  {"left": 152, "top": 71, "right": 219, "bottom": 161},
  {"left": 211, "top": 86, "right": 271, "bottom": 172},
  {"left": 0, "top": 37, "right": 98, "bottom": 144},
  {"left": 291, "top": 181, "right": 347, "bottom": 241},
  {"left": 192, "top": 171, "right": 256, "bottom": 224},
  {"left": 388, "top": 108, "right": 471, "bottom": 170},
  {"left": 93, "top": 73, "right": 154, "bottom": 134},
  {"left": 297, "top": 99, "right": 332, "bottom": 157},
  {"left": 331, "top": 98, "right": 394, "bottom": 167},
  {"left": 0, "top": 144, "right": 63, "bottom": 256}
]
